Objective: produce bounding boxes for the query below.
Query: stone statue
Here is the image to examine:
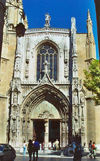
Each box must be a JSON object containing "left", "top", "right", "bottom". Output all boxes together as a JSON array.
[
  {"left": 80, "top": 95, "right": 84, "bottom": 103},
  {"left": 73, "top": 93, "right": 78, "bottom": 105},
  {"left": 44, "top": 13, "right": 51, "bottom": 28}
]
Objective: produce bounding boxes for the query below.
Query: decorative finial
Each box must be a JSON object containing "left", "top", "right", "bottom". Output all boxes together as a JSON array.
[
  {"left": 87, "top": 9, "right": 91, "bottom": 20},
  {"left": 44, "top": 13, "right": 51, "bottom": 28},
  {"left": 87, "top": 9, "right": 92, "bottom": 28}
]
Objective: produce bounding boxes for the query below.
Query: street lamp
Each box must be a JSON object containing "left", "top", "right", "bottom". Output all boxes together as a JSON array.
[
  {"left": 6, "top": 1, "right": 26, "bottom": 37},
  {"left": 16, "top": 23, "right": 26, "bottom": 37}
]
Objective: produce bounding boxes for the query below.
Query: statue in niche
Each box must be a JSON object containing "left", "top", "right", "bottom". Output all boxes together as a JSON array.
[
  {"left": 80, "top": 95, "right": 85, "bottom": 103},
  {"left": 73, "top": 92, "right": 78, "bottom": 105},
  {"left": 13, "top": 93, "right": 17, "bottom": 104}
]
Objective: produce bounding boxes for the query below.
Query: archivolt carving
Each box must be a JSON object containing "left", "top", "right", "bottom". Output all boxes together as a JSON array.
[{"left": 21, "top": 84, "right": 69, "bottom": 118}]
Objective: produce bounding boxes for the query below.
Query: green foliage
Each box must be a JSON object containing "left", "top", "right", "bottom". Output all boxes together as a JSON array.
[{"left": 83, "top": 59, "right": 100, "bottom": 105}]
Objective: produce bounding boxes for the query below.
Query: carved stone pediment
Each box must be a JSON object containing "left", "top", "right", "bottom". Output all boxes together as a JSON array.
[{"left": 38, "top": 110, "right": 54, "bottom": 119}]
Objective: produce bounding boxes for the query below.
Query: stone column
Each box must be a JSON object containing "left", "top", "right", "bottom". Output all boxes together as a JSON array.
[
  {"left": 30, "top": 120, "right": 34, "bottom": 140},
  {"left": 60, "top": 120, "right": 63, "bottom": 147},
  {"left": 60, "top": 119, "right": 66, "bottom": 147},
  {"left": 44, "top": 119, "right": 49, "bottom": 150},
  {"left": 62, "top": 120, "right": 66, "bottom": 147}
]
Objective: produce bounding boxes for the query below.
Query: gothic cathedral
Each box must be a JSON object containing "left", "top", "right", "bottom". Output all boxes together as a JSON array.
[{"left": 0, "top": 0, "right": 100, "bottom": 149}]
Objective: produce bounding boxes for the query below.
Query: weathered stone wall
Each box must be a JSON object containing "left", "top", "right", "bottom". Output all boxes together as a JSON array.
[
  {"left": 76, "top": 33, "right": 86, "bottom": 81},
  {"left": 95, "top": 105, "right": 100, "bottom": 144},
  {"left": 0, "top": 34, "right": 16, "bottom": 142},
  {"left": 0, "top": 96, "right": 7, "bottom": 143},
  {"left": 86, "top": 99, "right": 96, "bottom": 144}
]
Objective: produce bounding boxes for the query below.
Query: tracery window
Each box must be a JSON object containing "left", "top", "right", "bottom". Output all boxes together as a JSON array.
[{"left": 37, "top": 43, "right": 57, "bottom": 81}]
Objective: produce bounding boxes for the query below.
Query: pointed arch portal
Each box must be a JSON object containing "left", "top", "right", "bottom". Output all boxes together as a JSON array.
[{"left": 20, "top": 84, "right": 69, "bottom": 149}]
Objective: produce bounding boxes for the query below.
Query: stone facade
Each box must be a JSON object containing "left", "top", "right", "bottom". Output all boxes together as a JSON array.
[{"left": 0, "top": 0, "right": 99, "bottom": 148}]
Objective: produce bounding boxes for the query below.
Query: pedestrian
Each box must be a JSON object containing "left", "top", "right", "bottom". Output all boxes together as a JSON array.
[
  {"left": 53, "top": 142, "right": 55, "bottom": 150},
  {"left": 33, "top": 138, "right": 40, "bottom": 161},
  {"left": 23, "top": 140, "right": 27, "bottom": 155},
  {"left": 91, "top": 142, "right": 96, "bottom": 159},
  {"left": 72, "top": 141, "right": 76, "bottom": 155},
  {"left": 48, "top": 141, "right": 52, "bottom": 150},
  {"left": 87, "top": 140, "right": 92, "bottom": 158},
  {"left": 27, "top": 139, "right": 33, "bottom": 161},
  {"left": 55, "top": 139, "right": 59, "bottom": 151},
  {"left": 42, "top": 142, "right": 44, "bottom": 152},
  {"left": 73, "top": 146, "right": 82, "bottom": 161}
]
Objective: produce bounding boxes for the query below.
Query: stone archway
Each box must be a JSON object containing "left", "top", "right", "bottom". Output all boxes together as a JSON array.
[{"left": 20, "top": 84, "right": 69, "bottom": 149}]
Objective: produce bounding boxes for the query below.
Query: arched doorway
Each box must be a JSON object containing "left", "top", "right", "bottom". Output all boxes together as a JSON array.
[{"left": 20, "top": 84, "right": 69, "bottom": 149}]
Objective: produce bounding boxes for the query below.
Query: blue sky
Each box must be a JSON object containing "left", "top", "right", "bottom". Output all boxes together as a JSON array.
[{"left": 23, "top": 0, "right": 99, "bottom": 59}]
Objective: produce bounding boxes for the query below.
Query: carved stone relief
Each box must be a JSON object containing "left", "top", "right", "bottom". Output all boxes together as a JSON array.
[{"left": 38, "top": 110, "right": 54, "bottom": 119}]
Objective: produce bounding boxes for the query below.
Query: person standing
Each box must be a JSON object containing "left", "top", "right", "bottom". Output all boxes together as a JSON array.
[
  {"left": 73, "top": 146, "right": 82, "bottom": 161},
  {"left": 87, "top": 140, "right": 92, "bottom": 158},
  {"left": 27, "top": 139, "right": 33, "bottom": 161},
  {"left": 55, "top": 139, "right": 59, "bottom": 151},
  {"left": 91, "top": 142, "right": 96, "bottom": 159},
  {"left": 33, "top": 138, "right": 40, "bottom": 161},
  {"left": 23, "top": 140, "right": 27, "bottom": 155},
  {"left": 48, "top": 141, "right": 52, "bottom": 150}
]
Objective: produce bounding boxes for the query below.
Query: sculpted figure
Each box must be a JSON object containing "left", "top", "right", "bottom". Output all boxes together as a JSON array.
[
  {"left": 45, "top": 13, "right": 51, "bottom": 28},
  {"left": 73, "top": 93, "right": 78, "bottom": 105}
]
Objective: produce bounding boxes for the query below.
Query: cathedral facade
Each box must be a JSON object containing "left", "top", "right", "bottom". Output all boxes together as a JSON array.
[{"left": 1, "top": 0, "right": 100, "bottom": 149}]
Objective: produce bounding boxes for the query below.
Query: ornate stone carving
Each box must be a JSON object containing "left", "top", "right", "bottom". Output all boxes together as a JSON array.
[
  {"left": 71, "top": 17, "right": 77, "bottom": 55},
  {"left": 13, "top": 93, "right": 17, "bottom": 105},
  {"left": 64, "top": 61, "right": 69, "bottom": 78},
  {"left": 25, "top": 64, "right": 29, "bottom": 78},
  {"left": 38, "top": 110, "right": 54, "bottom": 119}
]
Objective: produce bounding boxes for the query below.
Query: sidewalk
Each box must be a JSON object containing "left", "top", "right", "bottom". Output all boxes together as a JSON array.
[{"left": 17, "top": 149, "right": 100, "bottom": 158}]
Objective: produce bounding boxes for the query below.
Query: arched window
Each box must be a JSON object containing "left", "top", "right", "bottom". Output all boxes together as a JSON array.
[{"left": 37, "top": 43, "right": 57, "bottom": 81}]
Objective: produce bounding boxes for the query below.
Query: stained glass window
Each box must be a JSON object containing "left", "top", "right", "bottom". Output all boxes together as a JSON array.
[{"left": 37, "top": 43, "right": 57, "bottom": 81}]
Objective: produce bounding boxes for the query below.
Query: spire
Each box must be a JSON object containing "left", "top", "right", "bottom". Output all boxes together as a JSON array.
[
  {"left": 86, "top": 10, "right": 96, "bottom": 60},
  {"left": 87, "top": 9, "right": 93, "bottom": 35}
]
